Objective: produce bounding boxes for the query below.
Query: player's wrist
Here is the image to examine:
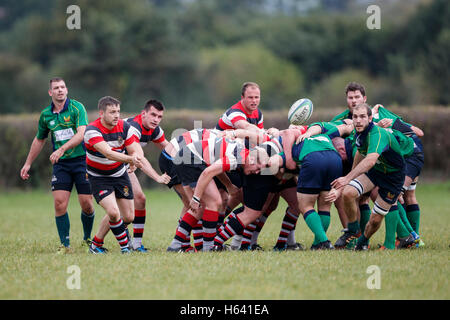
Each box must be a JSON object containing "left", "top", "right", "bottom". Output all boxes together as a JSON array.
[{"left": 192, "top": 195, "right": 201, "bottom": 204}]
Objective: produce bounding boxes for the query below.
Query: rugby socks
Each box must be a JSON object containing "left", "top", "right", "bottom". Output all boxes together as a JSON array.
[
  {"left": 383, "top": 206, "right": 399, "bottom": 249},
  {"left": 202, "top": 209, "right": 219, "bottom": 251},
  {"left": 397, "top": 203, "right": 414, "bottom": 234},
  {"left": 312, "top": 211, "right": 331, "bottom": 246},
  {"left": 91, "top": 236, "right": 104, "bottom": 249},
  {"left": 276, "top": 208, "right": 300, "bottom": 247},
  {"left": 214, "top": 215, "right": 245, "bottom": 246},
  {"left": 347, "top": 220, "right": 360, "bottom": 234},
  {"left": 251, "top": 211, "right": 271, "bottom": 245},
  {"left": 406, "top": 204, "right": 421, "bottom": 234},
  {"left": 81, "top": 210, "right": 95, "bottom": 241},
  {"left": 55, "top": 212, "right": 70, "bottom": 247},
  {"left": 304, "top": 210, "right": 328, "bottom": 244},
  {"left": 241, "top": 222, "right": 256, "bottom": 247},
  {"left": 109, "top": 219, "right": 129, "bottom": 250},
  {"left": 359, "top": 204, "right": 371, "bottom": 234},
  {"left": 174, "top": 212, "right": 198, "bottom": 249},
  {"left": 132, "top": 209, "right": 146, "bottom": 248},
  {"left": 192, "top": 220, "right": 203, "bottom": 251},
  {"left": 217, "top": 206, "right": 231, "bottom": 230}
]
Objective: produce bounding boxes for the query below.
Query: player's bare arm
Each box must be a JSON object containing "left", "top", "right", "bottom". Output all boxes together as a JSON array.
[
  {"left": 190, "top": 162, "right": 224, "bottom": 210},
  {"left": 20, "top": 137, "right": 46, "bottom": 180}
]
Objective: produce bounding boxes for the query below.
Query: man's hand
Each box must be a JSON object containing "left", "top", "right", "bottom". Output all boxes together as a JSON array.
[
  {"left": 49, "top": 148, "right": 65, "bottom": 164},
  {"left": 324, "top": 188, "right": 342, "bottom": 203},
  {"left": 20, "top": 164, "right": 31, "bottom": 180},
  {"left": 331, "top": 176, "right": 350, "bottom": 190},
  {"left": 189, "top": 196, "right": 201, "bottom": 211},
  {"left": 157, "top": 173, "right": 171, "bottom": 184},
  {"left": 131, "top": 154, "right": 142, "bottom": 168},
  {"left": 295, "top": 133, "right": 310, "bottom": 144},
  {"left": 377, "top": 118, "right": 393, "bottom": 128}
]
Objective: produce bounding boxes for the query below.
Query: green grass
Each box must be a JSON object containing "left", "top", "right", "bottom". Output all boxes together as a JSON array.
[{"left": 0, "top": 182, "right": 449, "bottom": 300}]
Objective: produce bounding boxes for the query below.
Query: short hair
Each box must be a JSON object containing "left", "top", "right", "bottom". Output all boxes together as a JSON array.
[
  {"left": 241, "top": 82, "right": 260, "bottom": 97},
  {"left": 144, "top": 99, "right": 165, "bottom": 112},
  {"left": 98, "top": 96, "right": 121, "bottom": 111},
  {"left": 353, "top": 103, "right": 372, "bottom": 117},
  {"left": 345, "top": 82, "right": 366, "bottom": 97},
  {"left": 49, "top": 77, "right": 65, "bottom": 89}
]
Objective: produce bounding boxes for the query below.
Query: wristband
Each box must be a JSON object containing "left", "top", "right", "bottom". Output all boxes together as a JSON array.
[{"left": 192, "top": 196, "right": 201, "bottom": 204}]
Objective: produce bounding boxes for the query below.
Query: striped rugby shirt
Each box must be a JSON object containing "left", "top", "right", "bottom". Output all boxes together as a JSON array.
[
  {"left": 175, "top": 137, "right": 249, "bottom": 172},
  {"left": 84, "top": 118, "right": 135, "bottom": 177},
  {"left": 126, "top": 114, "right": 165, "bottom": 147},
  {"left": 170, "top": 128, "right": 220, "bottom": 153},
  {"left": 216, "top": 100, "right": 264, "bottom": 131}
]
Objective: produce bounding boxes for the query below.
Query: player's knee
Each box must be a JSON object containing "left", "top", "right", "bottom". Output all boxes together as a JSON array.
[
  {"left": 54, "top": 199, "right": 68, "bottom": 214},
  {"left": 343, "top": 185, "right": 358, "bottom": 202},
  {"left": 80, "top": 198, "right": 94, "bottom": 214},
  {"left": 134, "top": 191, "right": 146, "bottom": 208}
]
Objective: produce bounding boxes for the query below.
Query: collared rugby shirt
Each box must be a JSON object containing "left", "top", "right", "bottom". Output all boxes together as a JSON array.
[
  {"left": 125, "top": 114, "right": 165, "bottom": 147},
  {"left": 84, "top": 118, "right": 135, "bottom": 177},
  {"left": 170, "top": 128, "right": 220, "bottom": 153},
  {"left": 216, "top": 100, "right": 263, "bottom": 131}
]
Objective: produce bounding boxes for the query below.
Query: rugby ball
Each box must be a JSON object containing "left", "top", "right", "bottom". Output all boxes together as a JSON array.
[{"left": 288, "top": 98, "right": 313, "bottom": 125}]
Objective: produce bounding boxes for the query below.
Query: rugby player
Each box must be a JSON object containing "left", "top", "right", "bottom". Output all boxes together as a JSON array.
[
  {"left": 20, "top": 77, "right": 95, "bottom": 254},
  {"left": 84, "top": 96, "right": 143, "bottom": 254},
  {"left": 125, "top": 99, "right": 171, "bottom": 252},
  {"left": 326, "top": 104, "right": 414, "bottom": 250}
]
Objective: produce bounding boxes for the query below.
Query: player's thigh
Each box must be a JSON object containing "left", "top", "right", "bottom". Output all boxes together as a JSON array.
[
  {"left": 99, "top": 193, "right": 121, "bottom": 221},
  {"left": 344, "top": 174, "right": 375, "bottom": 200},
  {"left": 173, "top": 184, "right": 190, "bottom": 207},
  {"left": 129, "top": 171, "right": 146, "bottom": 208},
  {"left": 297, "top": 192, "right": 319, "bottom": 214},
  {"left": 116, "top": 197, "right": 135, "bottom": 223},
  {"left": 201, "top": 180, "right": 222, "bottom": 211}
]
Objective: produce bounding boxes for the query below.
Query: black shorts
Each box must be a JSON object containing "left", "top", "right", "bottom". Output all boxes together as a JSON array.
[
  {"left": 51, "top": 156, "right": 91, "bottom": 194},
  {"left": 174, "top": 163, "right": 207, "bottom": 188},
  {"left": 158, "top": 150, "right": 181, "bottom": 188},
  {"left": 242, "top": 174, "right": 278, "bottom": 211},
  {"left": 88, "top": 173, "right": 133, "bottom": 204},
  {"left": 273, "top": 177, "right": 297, "bottom": 193},
  {"left": 215, "top": 170, "right": 244, "bottom": 191},
  {"left": 405, "top": 152, "right": 424, "bottom": 180}
]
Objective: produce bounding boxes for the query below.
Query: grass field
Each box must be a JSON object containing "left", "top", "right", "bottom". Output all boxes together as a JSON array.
[{"left": 0, "top": 182, "right": 449, "bottom": 300}]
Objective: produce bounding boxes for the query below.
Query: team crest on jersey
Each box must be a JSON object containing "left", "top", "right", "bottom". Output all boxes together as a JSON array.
[
  {"left": 64, "top": 115, "right": 71, "bottom": 122},
  {"left": 123, "top": 186, "right": 129, "bottom": 197},
  {"left": 50, "top": 120, "right": 55, "bottom": 126},
  {"left": 117, "top": 136, "right": 124, "bottom": 145}
]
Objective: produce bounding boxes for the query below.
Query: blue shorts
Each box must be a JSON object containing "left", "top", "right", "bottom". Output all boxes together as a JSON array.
[
  {"left": 405, "top": 152, "right": 424, "bottom": 180},
  {"left": 365, "top": 167, "right": 405, "bottom": 205},
  {"left": 297, "top": 150, "right": 343, "bottom": 194},
  {"left": 51, "top": 156, "right": 91, "bottom": 194}
]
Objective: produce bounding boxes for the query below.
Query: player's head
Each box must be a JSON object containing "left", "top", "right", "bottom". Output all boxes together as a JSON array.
[
  {"left": 98, "top": 96, "right": 121, "bottom": 128},
  {"left": 241, "top": 82, "right": 260, "bottom": 113},
  {"left": 345, "top": 82, "right": 366, "bottom": 111},
  {"left": 141, "top": 99, "right": 165, "bottom": 129},
  {"left": 243, "top": 146, "right": 268, "bottom": 175},
  {"left": 48, "top": 77, "right": 68, "bottom": 104},
  {"left": 352, "top": 103, "right": 372, "bottom": 133}
]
